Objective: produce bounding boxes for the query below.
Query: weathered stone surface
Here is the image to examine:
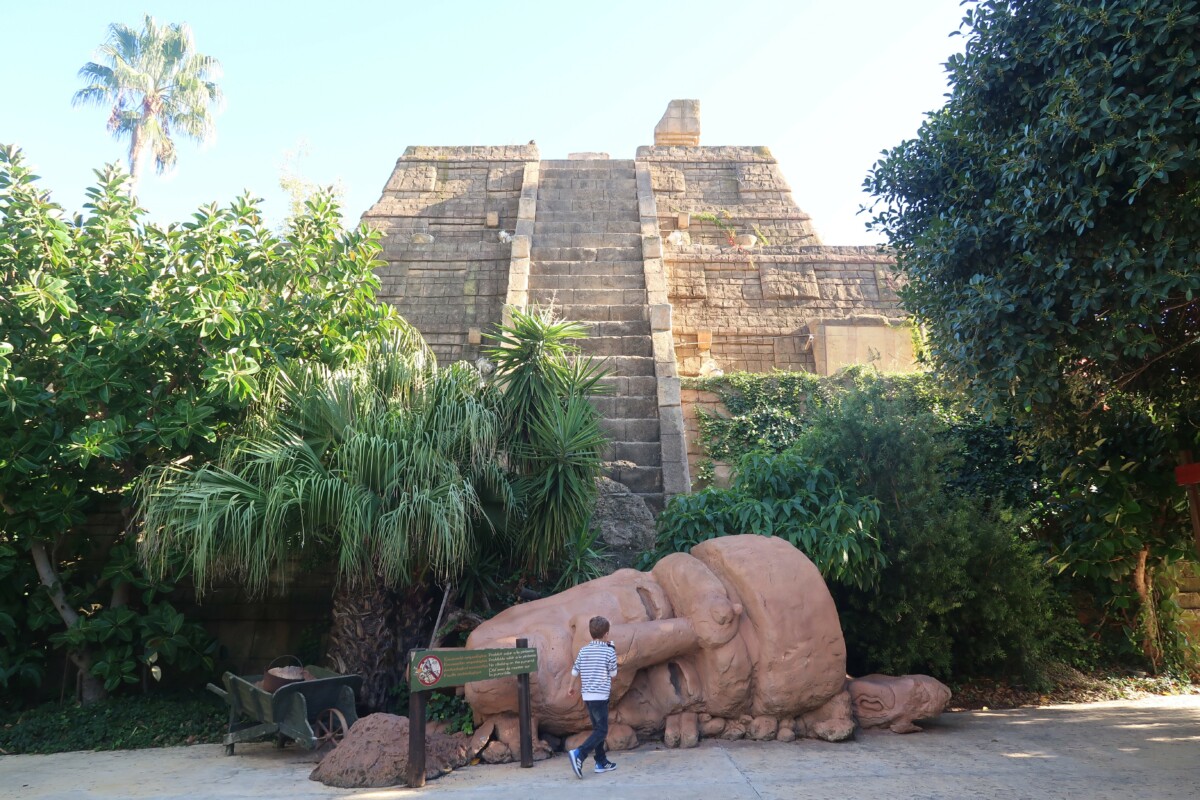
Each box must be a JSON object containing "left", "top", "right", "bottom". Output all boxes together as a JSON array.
[
  {"left": 309, "top": 713, "right": 489, "bottom": 788},
  {"left": 592, "top": 477, "right": 656, "bottom": 568},
  {"left": 796, "top": 690, "right": 856, "bottom": 742},
  {"left": 465, "top": 536, "right": 852, "bottom": 744},
  {"left": 654, "top": 99, "right": 701, "bottom": 146},
  {"left": 848, "top": 674, "right": 952, "bottom": 733}
]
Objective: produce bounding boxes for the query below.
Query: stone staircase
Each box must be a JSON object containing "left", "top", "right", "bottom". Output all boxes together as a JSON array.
[{"left": 527, "top": 160, "right": 663, "bottom": 510}]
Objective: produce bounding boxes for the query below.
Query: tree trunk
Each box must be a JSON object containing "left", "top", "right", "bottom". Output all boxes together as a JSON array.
[
  {"left": 30, "top": 540, "right": 108, "bottom": 704},
  {"left": 325, "top": 579, "right": 439, "bottom": 713},
  {"left": 1131, "top": 545, "right": 1162, "bottom": 672},
  {"left": 127, "top": 125, "right": 144, "bottom": 193}
]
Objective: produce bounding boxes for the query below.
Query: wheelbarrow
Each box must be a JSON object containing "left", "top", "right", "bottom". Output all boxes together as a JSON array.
[{"left": 206, "top": 663, "right": 361, "bottom": 755}]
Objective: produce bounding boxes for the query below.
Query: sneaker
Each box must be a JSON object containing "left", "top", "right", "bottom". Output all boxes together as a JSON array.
[
  {"left": 594, "top": 761, "right": 617, "bottom": 773},
  {"left": 568, "top": 748, "right": 583, "bottom": 779}
]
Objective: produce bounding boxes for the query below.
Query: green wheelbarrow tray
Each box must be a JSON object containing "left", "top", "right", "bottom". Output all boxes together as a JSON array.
[{"left": 206, "top": 665, "right": 362, "bottom": 755}]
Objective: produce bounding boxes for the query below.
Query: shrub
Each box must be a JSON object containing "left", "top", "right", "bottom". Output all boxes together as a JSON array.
[{"left": 645, "top": 451, "right": 883, "bottom": 591}]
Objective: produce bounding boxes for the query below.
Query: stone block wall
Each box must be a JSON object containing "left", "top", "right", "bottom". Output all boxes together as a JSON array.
[
  {"left": 363, "top": 145, "right": 539, "bottom": 364},
  {"left": 636, "top": 145, "right": 915, "bottom": 378}
]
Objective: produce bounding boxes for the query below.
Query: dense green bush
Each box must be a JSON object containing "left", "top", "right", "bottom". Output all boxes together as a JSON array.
[
  {"left": 0, "top": 691, "right": 224, "bottom": 754},
  {"left": 645, "top": 451, "right": 883, "bottom": 591},
  {"left": 790, "top": 373, "right": 1061, "bottom": 680},
  {"left": 680, "top": 369, "right": 1076, "bottom": 682}
]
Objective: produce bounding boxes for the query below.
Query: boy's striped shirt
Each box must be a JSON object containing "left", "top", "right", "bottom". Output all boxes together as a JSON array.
[{"left": 572, "top": 640, "right": 618, "bottom": 701}]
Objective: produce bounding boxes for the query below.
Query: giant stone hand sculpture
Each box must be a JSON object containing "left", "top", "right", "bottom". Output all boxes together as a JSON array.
[{"left": 465, "top": 535, "right": 947, "bottom": 751}]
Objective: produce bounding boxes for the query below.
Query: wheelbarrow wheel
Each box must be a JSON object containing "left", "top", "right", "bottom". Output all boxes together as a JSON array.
[{"left": 314, "top": 708, "right": 350, "bottom": 750}]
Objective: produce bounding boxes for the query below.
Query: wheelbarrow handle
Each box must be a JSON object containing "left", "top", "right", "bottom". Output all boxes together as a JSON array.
[{"left": 206, "top": 682, "right": 229, "bottom": 700}]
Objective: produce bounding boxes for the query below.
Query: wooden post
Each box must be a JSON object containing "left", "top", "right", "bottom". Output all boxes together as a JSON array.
[
  {"left": 407, "top": 651, "right": 428, "bottom": 788},
  {"left": 516, "top": 638, "right": 533, "bottom": 768}
]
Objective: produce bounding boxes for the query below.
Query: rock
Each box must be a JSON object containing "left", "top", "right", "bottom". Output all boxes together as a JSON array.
[
  {"left": 720, "top": 718, "right": 747, "bottom": 740},
  {"left": 593, "top": 477, "right": 657, "bottom": 568},
  {"left": 309, "top": 713, "right": 478, "bottom": 788},
  {"left": 481, "top": 740, "right": 511, "bottom": 764},
  {"left": 776, "top": 720, "right": 796, "bottom": 743},
  {"left": 564, "top": 722, "right": 637, "bottom": 752},
  {"left": 748, "top": 716, "right": 778, "bottom": 741},
  {"left": 699, "top": 715, "right": 726, "bottom": 738},
  {"left": 848, "top": 674, "right": 952, "bottom": 733}
]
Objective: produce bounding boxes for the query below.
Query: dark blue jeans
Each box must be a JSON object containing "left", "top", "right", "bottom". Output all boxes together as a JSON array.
[{"left": 576, "top": 699, "right": 609, "bottom": 765}]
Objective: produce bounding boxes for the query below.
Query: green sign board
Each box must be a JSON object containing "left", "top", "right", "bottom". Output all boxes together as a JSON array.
[{"left": 409, "top": 647, "right": 538, "bottom": 692}]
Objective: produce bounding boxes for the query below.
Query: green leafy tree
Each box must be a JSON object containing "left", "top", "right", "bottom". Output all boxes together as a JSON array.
[
  {"left": 0, "top": 145, "right": 403, "bottom": 702},
  {"left": 865, "top": 0, "right": 1200, "bottom": 667},
  {"left": 73, "top": 14, "right": 221, "bottom": 189}
]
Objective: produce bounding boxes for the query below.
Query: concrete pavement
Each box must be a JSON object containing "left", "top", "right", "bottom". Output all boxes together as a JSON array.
[{"left": 3, "top": 695, "right": 1198, "bottom": 799}]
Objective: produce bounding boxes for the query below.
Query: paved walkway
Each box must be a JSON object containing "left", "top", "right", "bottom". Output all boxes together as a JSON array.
[{"left": 3, "top": 695, "right": 1199, "bottom": 799}]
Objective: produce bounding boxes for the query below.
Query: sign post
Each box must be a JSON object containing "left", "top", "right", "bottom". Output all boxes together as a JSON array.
[{"left": 406, "top": 644, "right": 539, "bottom": 788}]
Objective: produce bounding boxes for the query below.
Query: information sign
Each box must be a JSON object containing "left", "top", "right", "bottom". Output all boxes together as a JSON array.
[{"left": 409, "top": 647, "right": 538, "bottom": 692}]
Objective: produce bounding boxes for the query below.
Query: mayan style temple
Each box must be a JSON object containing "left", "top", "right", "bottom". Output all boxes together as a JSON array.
[{"left": 361, "top": 100, "right": 913, "bottom": 512}]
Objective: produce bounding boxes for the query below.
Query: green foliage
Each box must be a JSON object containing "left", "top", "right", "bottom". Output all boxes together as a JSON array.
[
  {"left": 792, "top": 374, "right": 1062, "bottom": 680},
  {"left": 552, "top": 524, "right": 610, "bottom": 592},
  {"left": 684, "top": 369, "right": 1065, "bottom": 680},
  {"left": 73, "top": 14, "right": 221, "bottom": 184},
  {"left": 0, "top": 145, "right": 404, "bottom": 702},
  {"left": 138, "top": 340, "right": 510, "bottom": 595},
  {"left": 686, "top": 372, "right": 833, "bottom": 461},
  {"left": 427, "top": 691, "right": 475, "bottom": 735},
  {"left": 484, "top": 307, "right": 608, "bottom": 574},
  {"left": 863, "top": 0, "right": 1200, "bottom": 669},
  {"left": 865, "top": 0, "right": 1200, "bottom": 424},
  {"left": 0, "top": 691, "right": 224, "bottom": 754},
  {"left": 0, "top": 542, "right": 46, "bottom": 691},
  {"left": 647, "top": 451, "right": 884, "bottom": 591}
]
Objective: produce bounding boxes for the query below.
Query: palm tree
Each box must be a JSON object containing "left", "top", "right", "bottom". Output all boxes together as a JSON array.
[
  {"left": 484, "top": 307, "right": 609, "bottom": 572},
  {"left": 73, "top": 15, "right": 221, "bottom": 190},
  {"left": 139, "top": 338, "right": 513, "bottom": 710}
]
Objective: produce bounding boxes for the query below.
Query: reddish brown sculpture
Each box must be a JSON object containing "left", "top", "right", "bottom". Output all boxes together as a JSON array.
[
  {"left": 466, "top": 534, "right": 937, "bottom": 751},
  {"left": 847, "top": 674, "right": 953, "bottom": 733}
]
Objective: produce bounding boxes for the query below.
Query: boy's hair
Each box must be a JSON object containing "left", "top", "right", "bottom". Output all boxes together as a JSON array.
[{"left": 588, "top": 616, "right": 610, "bottom": 639}]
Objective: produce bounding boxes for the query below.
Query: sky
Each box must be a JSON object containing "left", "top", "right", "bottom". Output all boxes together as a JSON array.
[{"left": 0, "top": 0, "right": 969, "bottom": 246}]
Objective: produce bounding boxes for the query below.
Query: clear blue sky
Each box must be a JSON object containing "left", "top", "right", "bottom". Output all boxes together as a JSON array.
[{"left": 0, "top": 1, "right": 967, "bottom": 245}]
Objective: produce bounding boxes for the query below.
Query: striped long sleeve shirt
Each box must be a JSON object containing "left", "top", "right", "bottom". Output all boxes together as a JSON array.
[{"left": 572, "top": 640, "right": 618, "bottom": 701}]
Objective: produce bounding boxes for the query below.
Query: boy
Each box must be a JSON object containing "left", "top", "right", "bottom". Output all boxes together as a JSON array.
[{"left": 566, "top": 615, "right": 618, "bottom": 777}]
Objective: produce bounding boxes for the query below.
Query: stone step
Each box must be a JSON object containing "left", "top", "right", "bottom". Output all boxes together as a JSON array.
[
  {"left": 604, "top": 464, "right": 662, "bottom": 495},
  {"left": 537, "top": 176, "right": 637, "bottom": 188},
  {"left": 528, "top": 273, "right": 645, "bottom": 291},
  {"left": 597, "top": 416, "right": 661, "bottom": 443},
  {"left": 557, "top": 304, "right": 648, "bottom": 322},
  {"left": 593, "top": 375, "right": 658, "bottom": 397},
  {"left": 580, "top": 320, "right": 652, "bottom": 337},
  {"left": 603, "top": 441, "right": 662, "bottom": 467},
  {"left": 531, "top": 260, "right": 646, "bottom": 277},
  {"left": 572, "top": 335, "right": 652, "bottom": 358},
  {"left": 531, "top": 233, "right": 641, "bottom": 249},
  {"left": 591, "top": 394, "right": 658, "bottom": 418},
  {"left": 540, "top": 159, "right": 635, "bottom": 171},
  {"left": 533, "top": 211, "right": 643, "bottom": 224},
  {"left": 590, "top": 354, "right": 655, "bottom": 377},
  {"left": 537, "top": 199, "right": 638, "bottom": 215},
  {"left": 529, "top": 288, "right": 648, "bottom": 307},
  {"left": 530, "top": 247, "right": 641, "bottom": 262},
  {"left": 533, "top": 221, "right": 643, "bottom": 235}
]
